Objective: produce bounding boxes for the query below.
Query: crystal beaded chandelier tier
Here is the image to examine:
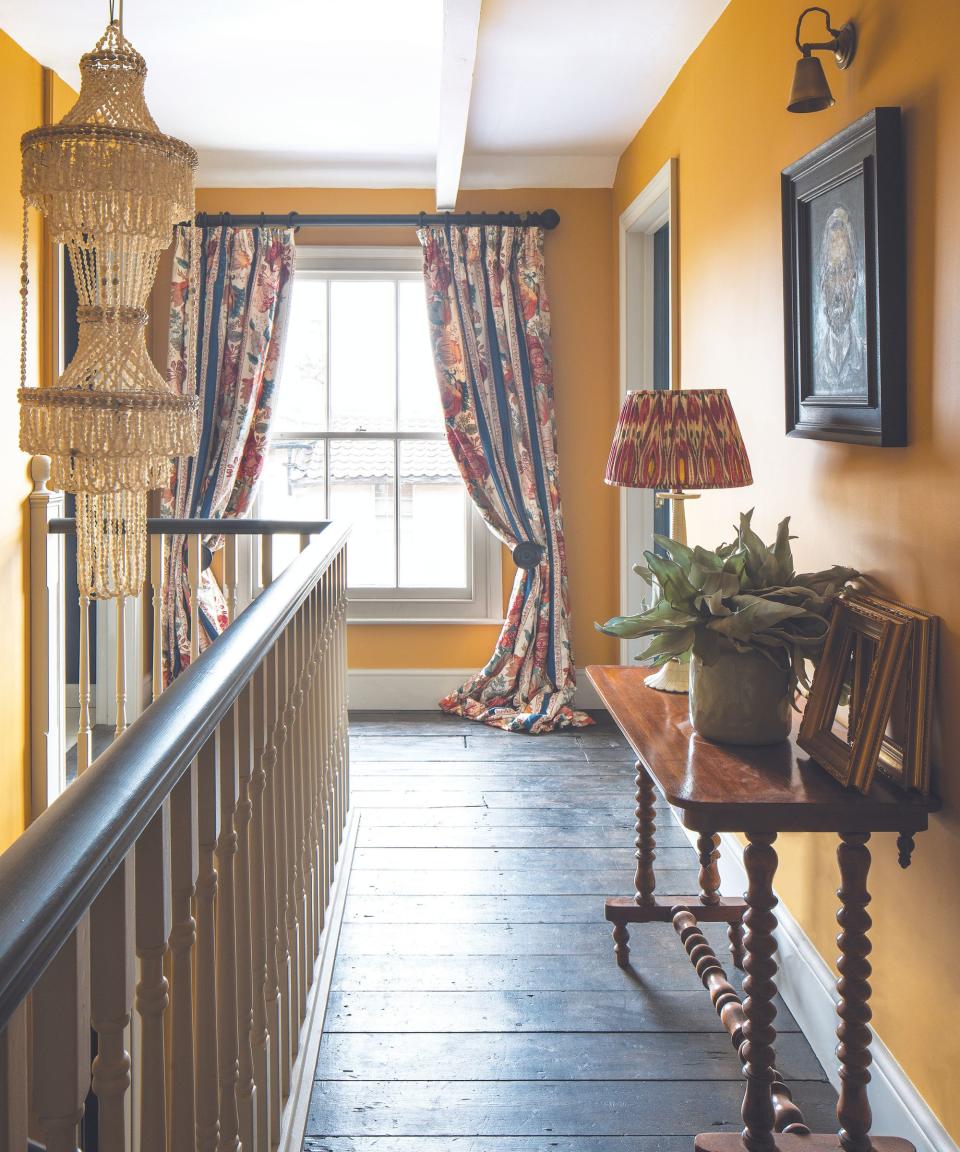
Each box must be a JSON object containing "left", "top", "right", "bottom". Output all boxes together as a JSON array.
[{"left": 19, "top": 14, "right": 199, "bottom": 598}]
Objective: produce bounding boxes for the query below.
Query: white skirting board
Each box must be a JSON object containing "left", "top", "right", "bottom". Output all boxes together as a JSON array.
[
  {"left": 679, "top": 827, "right": 956, "bottom": 1152},
  {"left": 347, "top": 668, "right": 603, "bottom": 711}
]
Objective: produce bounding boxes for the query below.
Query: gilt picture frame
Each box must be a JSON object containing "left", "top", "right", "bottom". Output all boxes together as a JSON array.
[
  {"left": 782, "top": 107, "right": 905, "bottom": 446},
  {"left": 797, "top": 594, "right": 911, "bottom": 793}
]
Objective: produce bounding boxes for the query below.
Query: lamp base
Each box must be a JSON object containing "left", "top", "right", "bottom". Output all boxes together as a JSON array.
[{"left": 644, "top": 658, "right": 689, "bottom": 694}]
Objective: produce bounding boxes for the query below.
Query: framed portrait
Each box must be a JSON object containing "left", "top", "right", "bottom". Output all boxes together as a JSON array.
[{"left": 782, "top": 108, "right": 905, "bottom": 446}]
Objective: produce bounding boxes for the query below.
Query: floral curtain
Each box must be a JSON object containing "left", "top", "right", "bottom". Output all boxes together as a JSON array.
[
  {"left": 418, "top": 223, "right": 592, "bottom": 733},
  {"left": 162, "top": 224, "right": 296, "bottom": 681}
]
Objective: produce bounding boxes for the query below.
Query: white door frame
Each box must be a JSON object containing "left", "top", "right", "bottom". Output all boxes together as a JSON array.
[{"left": 617, "top": 157, "right": 679, "bottom": 664}]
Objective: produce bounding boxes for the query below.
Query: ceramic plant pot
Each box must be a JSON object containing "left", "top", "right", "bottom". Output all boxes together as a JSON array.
[{"left": 688, "top": 648, "right": 791, "bottom": 745}]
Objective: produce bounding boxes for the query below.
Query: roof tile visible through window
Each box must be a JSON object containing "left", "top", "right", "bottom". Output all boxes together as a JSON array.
[{"left": 275, "top": 439, "right": 458, "bottom": 484}]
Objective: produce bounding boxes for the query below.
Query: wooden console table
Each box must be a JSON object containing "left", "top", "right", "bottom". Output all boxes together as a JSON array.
[{"left": 586, "top": 664, "right": 938, "bottom": 1152}]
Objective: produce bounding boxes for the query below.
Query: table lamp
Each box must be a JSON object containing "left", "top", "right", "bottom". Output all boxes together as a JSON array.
[{"left": 604, "top": 388, "right": 753, "bottom": 692}]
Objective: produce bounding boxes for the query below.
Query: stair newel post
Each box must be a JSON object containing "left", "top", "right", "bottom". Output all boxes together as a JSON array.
[
  {"left": 195, "top": 733, "right": 222, "bottom": 1152},
  {"left": 0, "top": 1002, "right": 29, "bottom": 1152},
  {"left": 90, "top": 854, "right": 136, "bottom": 1152},
  {"left": 32, "top": 918, "right": 91, "bottom": 1152},
  {"left": 216, "top": 707, "right": 242, "bottom": 1152},
  {"left": 134, "top": 803, "right": 172, "bottom": 1152},
  {"left": 168, "top": 760, "right": 199, "bottom": 1152},
  {"left": 249, "top": 662, "right": 273, "bottom": 1150},
  {"left": 235, "top": 680, "right": 259, "bottom": 1152}
]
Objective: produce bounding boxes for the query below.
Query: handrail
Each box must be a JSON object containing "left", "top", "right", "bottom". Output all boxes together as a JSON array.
[
  {"left": 46, "top": 517, "right": 332, "bottom": 536},
  {"left": 0, "top": 519, "right": 350, "bottom": 1032}
]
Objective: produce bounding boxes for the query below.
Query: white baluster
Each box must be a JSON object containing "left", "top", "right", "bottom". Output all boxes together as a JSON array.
[
  {"left": 260, "top": 647, "right": 284, "bottom": 1147},
  {"left": 150, "top": 534, "right": 165, "bottom": 702},
  {"left": 168, "top": 762, "right": 198, "bottom": 1152},
  {"left": 261, "top": 535, "right": 274, "bottom": 590},
  {"left": 196, "top": 733, "right": 221, "bottom": 1152},
  {"left": 78, "top": 593, "right": 92, "bottom": 776},
  {"left": 188, "top": 533, "right": 202, "bottom": 666},
  {"left": 33, "top": 917, "right": 91, "bottom": 1152},
  {"left": 281, "top": 626, "right": 303, "bottom": 1054},
  {"left": 235, "top": 682, "right": 259, "bottom": 1152},
  {"left": 224, "top": 535, "right": 239, "bottom": 625},
  {"left": 115, "top": 594, "right": 128, "bottom": 737},
  {"left": 90, "top": 854, "right": 135, "bottom": 1152},
  {"left": 0, "top": 1003, "right": 29, "bottom": 1152},
  {"left": 216, "top": 707, "right": 242, "bottom": 1152},
  {"left": 135, "top": 803, "right": 171, "bottom": 1152}
]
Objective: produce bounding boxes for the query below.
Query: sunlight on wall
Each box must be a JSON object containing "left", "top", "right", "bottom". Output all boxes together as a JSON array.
[{"left": 614, "top": 0, "right": 960, "bottom": 1136}]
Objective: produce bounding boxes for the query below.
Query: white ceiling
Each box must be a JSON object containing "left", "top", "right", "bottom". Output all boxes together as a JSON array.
[{"left": 0, "top": 0, "right": 729, "bottom": 197}]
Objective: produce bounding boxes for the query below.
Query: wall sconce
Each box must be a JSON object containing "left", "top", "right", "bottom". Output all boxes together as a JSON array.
[{"left": 787, "top": 6, "right": 857, "bottom": 113}]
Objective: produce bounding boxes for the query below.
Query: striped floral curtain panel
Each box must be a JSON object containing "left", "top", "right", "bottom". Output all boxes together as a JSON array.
[
  {"left": 418, "top": 224, "right": 592, "bottom": 733},
  {"left": 163, "top": 224, "right": 296, "bottom": 680}
]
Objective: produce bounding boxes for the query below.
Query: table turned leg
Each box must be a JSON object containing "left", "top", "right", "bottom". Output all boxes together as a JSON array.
[
  {"left": 728, "top": 919, "right": 746, "bottom": 971},
  {"left": 634, "top": 765, "right": 657, "bottom": 905},
  {"left": 740, "top": 832, "right": 779, "bottom": 1152},
  {"left": 837, "top": 833, "right": 874, "bottom": 1152},
  {"left": 697, "top": 832, "right": 721, "bottom": 906}
]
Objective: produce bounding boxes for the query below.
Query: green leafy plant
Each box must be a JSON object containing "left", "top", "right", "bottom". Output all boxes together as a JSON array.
[{"left": 597, "top": 510, "right": 858, "bottom": 697}]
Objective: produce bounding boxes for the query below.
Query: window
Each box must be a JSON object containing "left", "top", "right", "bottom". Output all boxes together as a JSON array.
[{"left": 260, "top": 247, "right": 501, "bottom": 621}]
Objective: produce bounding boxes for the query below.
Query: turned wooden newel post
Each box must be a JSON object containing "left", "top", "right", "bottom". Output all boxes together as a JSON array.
[
  {"left": 740, "top": 832, "right": 779, "bottom": 1152},
  {"left": 837, "top": 832, "right": 874, "bottom": 1152}
]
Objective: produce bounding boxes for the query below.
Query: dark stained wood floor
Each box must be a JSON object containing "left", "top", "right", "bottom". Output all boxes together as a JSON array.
[{"left": 303, "top": 710, "right": 836, "bottom": 1151}]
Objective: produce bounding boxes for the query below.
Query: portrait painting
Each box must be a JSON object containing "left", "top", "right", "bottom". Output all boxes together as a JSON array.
[
  {"left": 809, "top": 180, "right": 868, "bottom": 397},
  {"left": 782, "top": 108, "right": 905, "bottom": 446}
]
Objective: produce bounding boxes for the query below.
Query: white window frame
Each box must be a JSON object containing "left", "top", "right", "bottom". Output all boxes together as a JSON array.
[
  {"left": 618, "top": 159, "right": 679, "bottom": 664},
  {"left": 265, "top": 245, "right": 502, "bottom": 625}
]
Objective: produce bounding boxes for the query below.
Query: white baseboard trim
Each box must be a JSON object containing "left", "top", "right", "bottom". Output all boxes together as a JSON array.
[
  {"left": 347, "top": 668, "right": 604, "bottom": 712},
  {"left": 278, "top": 806, "right": 360, "bottom": 1152},
  {"left": 678, "top": 825, "right": 955, "bottom": 1152}
]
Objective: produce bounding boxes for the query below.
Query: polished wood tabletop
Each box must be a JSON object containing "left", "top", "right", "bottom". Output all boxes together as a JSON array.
[{"left": 586, "top": 665, "right": 937, "bottom": 834}]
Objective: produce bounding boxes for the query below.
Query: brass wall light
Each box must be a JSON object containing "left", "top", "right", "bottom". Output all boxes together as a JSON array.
[{"left": 788, "top": 6, "right": 857, "bottom": 113}]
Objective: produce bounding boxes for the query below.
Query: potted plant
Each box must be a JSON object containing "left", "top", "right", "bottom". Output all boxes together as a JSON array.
[{"left": 598, "top": 511, "right": 857, "bottom": 745}]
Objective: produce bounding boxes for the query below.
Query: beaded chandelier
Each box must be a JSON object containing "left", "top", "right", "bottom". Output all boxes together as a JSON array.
[{"left": 19, "top": 18, "right": 199, "bottom": 598}]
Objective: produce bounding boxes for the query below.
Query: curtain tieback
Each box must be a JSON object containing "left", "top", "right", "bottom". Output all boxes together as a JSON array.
[{"left": 512, "top": 541, "right": 545, "bottom": 570}]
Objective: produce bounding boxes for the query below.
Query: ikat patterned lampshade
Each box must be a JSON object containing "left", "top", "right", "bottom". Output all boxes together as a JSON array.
[{"left": 604, "top": 388, "right": 753, "bottom": 491}]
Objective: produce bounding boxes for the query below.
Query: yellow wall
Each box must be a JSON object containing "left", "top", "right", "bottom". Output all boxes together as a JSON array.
[
  {"left": 190, "top": 187, "right": 620, "bottom": 673},
  {"left": 0, "top": 34, "right": 73, "bottom": 852},
  {"left": 614, "top": 0, "right": 960, "bottom": 1137}
]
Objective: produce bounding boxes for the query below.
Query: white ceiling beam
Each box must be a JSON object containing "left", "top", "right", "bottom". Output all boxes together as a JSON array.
[{"left": 435, "top": 0, "right": 483, "bottom": 211}]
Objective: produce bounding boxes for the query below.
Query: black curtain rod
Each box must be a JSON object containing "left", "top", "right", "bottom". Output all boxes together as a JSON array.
[{"left": 193, "top": 209, "right": 560, "bottom": 231}]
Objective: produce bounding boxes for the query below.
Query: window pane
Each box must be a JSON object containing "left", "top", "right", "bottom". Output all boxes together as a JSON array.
[
  {"left": 399, "top": 439, "right": 466, "bottom": 588},
  {"left": 329, "top": 281, "right": 396, "bottom": 431},
  {"left": 275, "top": 278, "right": 327, "bottom": 433},
  {"left": 330, "top": 438, "right": 396, "bottom": 587},
  {"left": 398, "top": 280, "right": 444, "bottom": 433},
  {"left": 260, "top": 440, "right": 326, "bottom": 520}
]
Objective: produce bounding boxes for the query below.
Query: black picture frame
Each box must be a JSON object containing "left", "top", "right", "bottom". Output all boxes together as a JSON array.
[{"left": 782, "top": 107, "right": 905, "bottom": 446}]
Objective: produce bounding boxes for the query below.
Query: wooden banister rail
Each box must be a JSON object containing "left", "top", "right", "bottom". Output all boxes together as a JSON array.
[{"left": 0, "top": 520, "right": 350, "bottom": 1152}]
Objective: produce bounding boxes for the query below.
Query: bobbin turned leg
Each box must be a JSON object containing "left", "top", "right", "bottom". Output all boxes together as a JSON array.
[
  {"left": 729, "top": 918, "right": 746, "bottom": 970},
  {"left": 740, "top": 832, "right": 780, "bottom": 1152},
  {"left": 610, "top": 763, "right": 657, "bottom": 968},
  {"left": 837, "top": 833, "right": 873, "bottom": 1152},
  {"left": 696, "top": 832, "right": 721, "bottom": 906}
]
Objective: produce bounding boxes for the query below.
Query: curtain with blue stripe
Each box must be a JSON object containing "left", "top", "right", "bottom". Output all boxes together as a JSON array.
[
  {"left": 162, "top": 224, "right": 296, "bottom": 681},
  {"left": 418, "top": 224, "right": 592, "bottom": 733}
]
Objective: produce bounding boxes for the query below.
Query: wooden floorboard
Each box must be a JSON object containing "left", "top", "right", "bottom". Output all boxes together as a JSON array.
[{"left": 303, "top": 711, "right": 834, "bottom": 1148}]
